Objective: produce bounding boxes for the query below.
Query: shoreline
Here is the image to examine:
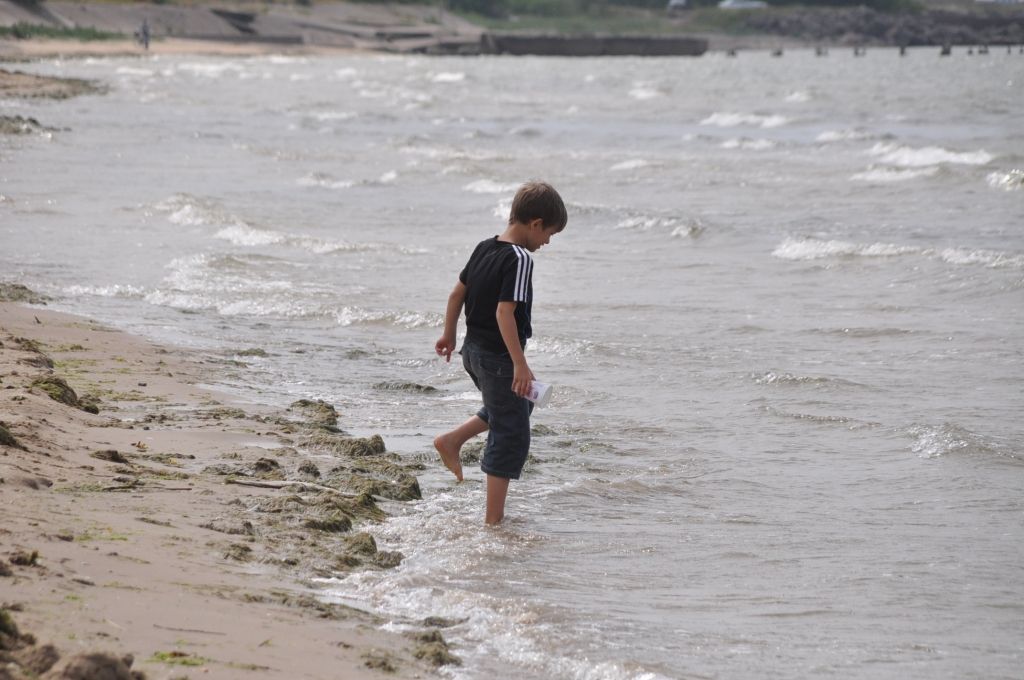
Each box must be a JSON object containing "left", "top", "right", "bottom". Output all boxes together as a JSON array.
[
  {"left": 0, "top": 36, "right": 367, "bottom": 61},
  {"left": 0, "top": 298, "right": 452, "bottom": 678}
]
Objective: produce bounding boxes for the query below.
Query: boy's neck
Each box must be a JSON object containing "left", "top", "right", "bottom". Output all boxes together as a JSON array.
[{"left": 498, "top": 221, "right": 531, "bottom": 247}]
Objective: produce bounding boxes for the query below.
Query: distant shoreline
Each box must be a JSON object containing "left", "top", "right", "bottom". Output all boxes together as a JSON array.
[{"left": 2, "top": 0, "right": 1019, "bottom": 60}]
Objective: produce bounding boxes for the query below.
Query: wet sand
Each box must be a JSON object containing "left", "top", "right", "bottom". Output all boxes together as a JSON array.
[{"left": 0, "top": 299, "right": 452, "bottom": 678}]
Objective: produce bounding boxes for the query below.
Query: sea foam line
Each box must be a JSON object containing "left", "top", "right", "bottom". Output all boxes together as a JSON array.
[
  {"left": 772, "top": 237, "right": 1024, "bottom": 269},
  {"left": 986, "top": 169, "right": 1024, "bottom": 191},
  {"left": 867, "top": 142, "right": 993, "bottom": 167},
  {"left": 700, "top": 112, "right": 788, "bottom": 129}
]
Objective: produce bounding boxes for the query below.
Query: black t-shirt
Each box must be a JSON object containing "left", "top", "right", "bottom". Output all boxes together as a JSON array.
[{"left": 459, "top": 236, "right": 533, "bottom": 354}]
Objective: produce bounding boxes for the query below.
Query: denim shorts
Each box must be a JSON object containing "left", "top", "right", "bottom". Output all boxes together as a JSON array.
[{"left": 461, "top": 340, "right": 533, "bottom": 480}]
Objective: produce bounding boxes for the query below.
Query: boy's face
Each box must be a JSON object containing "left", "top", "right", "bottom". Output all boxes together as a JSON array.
[{"left": 525, "top": 219, "right": 559, "bottom": 252}]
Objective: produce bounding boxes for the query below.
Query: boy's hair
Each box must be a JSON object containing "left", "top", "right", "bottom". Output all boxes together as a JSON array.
[{"left": 509, "top": 181, "right": 567, "bottom": 232}]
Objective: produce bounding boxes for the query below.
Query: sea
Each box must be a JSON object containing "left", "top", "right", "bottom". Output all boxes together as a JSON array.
[{"left": 2, "top": 47, "right": 1022, "bottom": 679}]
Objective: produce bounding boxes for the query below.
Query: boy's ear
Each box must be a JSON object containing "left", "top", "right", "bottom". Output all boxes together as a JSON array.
[{"left": 528, "top": 218, "right": 545, "bottom": 230}]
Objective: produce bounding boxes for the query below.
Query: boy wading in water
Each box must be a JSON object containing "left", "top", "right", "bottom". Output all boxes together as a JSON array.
[{"left": 434, "top": 181, "right": 567, "bottom": 525}]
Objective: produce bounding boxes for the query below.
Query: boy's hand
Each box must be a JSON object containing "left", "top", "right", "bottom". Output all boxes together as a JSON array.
[
  {"left": 435, "top": 336, "right": 456, "bottom": 362},
  {"left": 512, "top": 360, "right": 534, "bottom": 398}
]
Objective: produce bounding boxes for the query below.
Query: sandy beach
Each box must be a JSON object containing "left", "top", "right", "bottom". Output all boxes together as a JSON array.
[
  {"left": 0, "top": 295, "right": 452, "bottom": 678},
  {"left": 0, "top": 47, "right": 458, "bottom": 679},
  {"left": 0, "top": 36, "right": 364, "bottom": 61}
]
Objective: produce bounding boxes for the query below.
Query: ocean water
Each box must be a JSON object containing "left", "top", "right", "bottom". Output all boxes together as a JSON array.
[{"left": 2, "top": 49, "right": 1023, "bottom": 679}]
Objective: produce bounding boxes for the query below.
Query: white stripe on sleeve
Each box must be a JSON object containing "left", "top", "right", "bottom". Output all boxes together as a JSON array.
[{"left": 512, "top": 245, "right": 532, "bottom": 302}]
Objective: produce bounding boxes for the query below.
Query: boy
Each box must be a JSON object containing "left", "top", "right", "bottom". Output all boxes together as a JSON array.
[{"left": 433, "top": 181, "right": 567, "bottom": 525}]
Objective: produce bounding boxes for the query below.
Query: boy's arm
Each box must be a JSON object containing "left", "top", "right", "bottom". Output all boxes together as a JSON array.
[
  {"left": 435, "top": 281, "right": 466, "bottom": 362},
  {"left": 496, "top": 301, "right": 533, "bottom": 398}
]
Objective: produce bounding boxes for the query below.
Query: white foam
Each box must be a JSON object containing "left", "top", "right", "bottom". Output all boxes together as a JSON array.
[
  {"left": 378, "top": 170, "right": 398, "bottom": 184},
  {"left": 614, "top": 215, "right": 698, "bottom": 234},
  {"left": 297, "top": 172, "right": 354, "bottom": 190},
  {"left": 700, "top": 112, "right": 788, "bottom": 129},
  {"left": 174, "top": 61, "right": 244, "bottom": 78},
  {"left": 907, "top": 423, "right": 1013, "bottom": 460},
  {"left": 867, "top": 142, "right": 993, "bottom": 167},
  {"left": 306, "top": 111, "right": 356, "bottom": 122},
  {"left": 721, "top": 138, "right": 776, "bottom": 151},
  {"left": 166, "top": 204, "right": 209, "bottom": 226},
  {"left": 772, "top": 237, "right": 920, "bottom": 261},
  {"left": 325, "top": 493, "right": 676, "bottom": 680},
  {"left": 986, "top": 169, "right": 1024, "bottom": 191},
  {"left": 155, "top": 195, "right": 224, "bottom": 227},
  {"left": 816, "top": 129, "right": 872, "bottom": 143},
  {"left": 785, "top": 90, "right": 811, "bottom": 103},
  {"left": 334, "top": 306, "right": 441, "bottom": 329},
  {"left": 850, "top": 166, "right": 939, "bottom": 182},
  {"left": 628, "top": 84, "right": 662, "bottom": 100},
  {"left": 938, "top": 247, "right": 1024, "bottom": 269},
  {"left": 773, "top": 237, "right": 1024, "bottom": 269},
  {"left": 214, "top": 224, "right": 288, "bottom": 247},
  {"left": 334, "top": 67, "right": 358, "bottom": 79},
  {"left": 492, "top": 198, "right": 512, "bottom": 220},
  {"left": 265, "top": 56, "right": 308, "bottom": 65},
  {"left": 463, "top": 179, "right": 519, "bottom": 194},
  {"left": 115, "top": 66, "right": 154, "bottom": 77},
  {"left": 65, "top": 284, "right": 146, "bottom": 298},
  {"left": 431, "top": 71, "right": 465, "bottom": 83},
  {"left": 610, "top": 159, "right": 650, "bottom": 171}
]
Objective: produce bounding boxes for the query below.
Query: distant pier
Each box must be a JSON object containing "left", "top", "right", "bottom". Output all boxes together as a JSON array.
[{"left": 480, "top": 33, "right": 708, "bottom": 57}]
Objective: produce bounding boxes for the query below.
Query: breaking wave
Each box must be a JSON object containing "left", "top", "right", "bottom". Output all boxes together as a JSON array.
[
  {"left": 334, "top": 306, "right": 442, "bottom": 329},
  {"left": 752, "top": 371, "right": 866, "bottom": 389},
  {"left": 700, "top": 112, "right": 788, "bottom": 129},
  {"left": 721, "top": 138, "right": 776, "bottom": 151},
  {"left": 867, "top": 142, "right": 994, "bottom": 168},
  {"left": 772, "top": 237, "right": 1024, "bottom": 269},
  {"left": 850, "top": 166, "right": 939, "bottom": 182},
  {"left": 65, "top": 284, "right": 147, "bottom": 298},
  {"left": 610, "top": 159, "right": 651, "bottom": 172},
  {"left": 986, "top": 169, "right": 1024, "bottom": 191},
  {"left": 908, "top": 423, "right": 1019, "bottom": 462},
  {"left": 816, "top": 129, "right": 875, "bottom": 143},
  {"left": 297, "top": 172, "right": 355, "bottom": 190},
  {"left": 463, "top": 179, "right": 520, "bottom": 194},
  {"left": 772, "top": 238, "right": 919, "bottom": 261}
]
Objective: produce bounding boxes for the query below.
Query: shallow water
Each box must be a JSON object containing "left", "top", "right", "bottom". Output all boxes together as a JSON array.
[{"left": 3, "top": 49, "right": 1023, "bottom": 679}]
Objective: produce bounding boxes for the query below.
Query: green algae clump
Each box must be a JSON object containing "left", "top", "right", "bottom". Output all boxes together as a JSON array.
[
  {"left": 411, "top": 630, "right": 461, "bottom": 667},
  {"left": 288, "top": 399, "right": 339, "bottom": 430},
  {"left": 30, "top": 375, "right": 99, "bottom": 413},
  {"left": 0, "top": 423, "right": 24, "bottom": 450}
]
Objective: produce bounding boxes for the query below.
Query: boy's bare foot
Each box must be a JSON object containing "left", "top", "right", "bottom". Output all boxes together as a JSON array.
[{"left": 433, "top": 433, "right": 464, "bottom": 482}]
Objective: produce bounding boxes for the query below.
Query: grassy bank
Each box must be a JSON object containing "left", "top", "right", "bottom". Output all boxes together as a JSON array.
[{"left": 0, "top": 22, "right": 125, "bottom": 41}]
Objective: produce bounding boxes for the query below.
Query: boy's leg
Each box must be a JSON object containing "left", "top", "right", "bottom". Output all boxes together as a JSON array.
[
  {"left": 485, "top": 474, "right": 510, "bottom": 525},
  {"left": 434, "top": 415, "right": 488, "bottom": 482}
]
